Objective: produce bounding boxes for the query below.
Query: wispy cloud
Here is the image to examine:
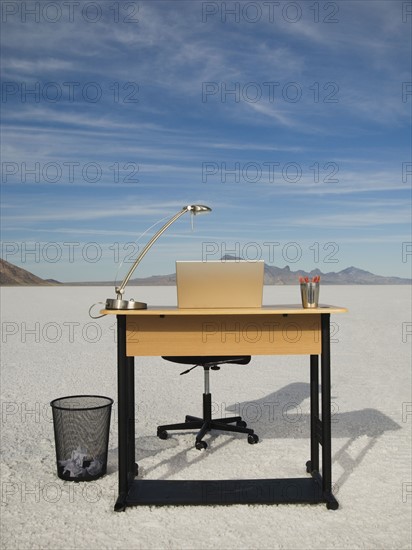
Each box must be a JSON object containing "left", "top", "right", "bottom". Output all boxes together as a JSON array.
[{"left": 1, "top": 0, "right": 410, "bottom": 279}]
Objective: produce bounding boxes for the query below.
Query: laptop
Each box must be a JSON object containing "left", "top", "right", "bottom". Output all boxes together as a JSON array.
[{"left": 176, "top": 260, "right": 264, "bottom": 309}]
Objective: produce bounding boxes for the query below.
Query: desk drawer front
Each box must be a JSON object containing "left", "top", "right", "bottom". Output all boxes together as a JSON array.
[{"left": 126, "top": 314, "right": 321, "bottom": 356}]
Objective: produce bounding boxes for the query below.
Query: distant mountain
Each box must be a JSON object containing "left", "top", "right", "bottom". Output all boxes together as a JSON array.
[
  {"left": 68, "top": 259, "right": 411, "bottom": 285},
  {"left": 0, "top": 258, "right": 60, "bottom": 285},
  {"left": 263, "top": 263, "right": 411, "bottom": 285},
  {"left": 1, "top": 257, "right": 410, "bottom": 286}
]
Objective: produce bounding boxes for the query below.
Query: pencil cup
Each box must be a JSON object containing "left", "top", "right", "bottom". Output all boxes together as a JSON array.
[{"left": 300, "top": 282, "right": 320, "bottom": 308}]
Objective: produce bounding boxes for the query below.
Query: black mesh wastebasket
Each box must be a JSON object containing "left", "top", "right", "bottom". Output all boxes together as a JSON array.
[{"left": 50, "top": 395, "right": 113, "bottom": 482}]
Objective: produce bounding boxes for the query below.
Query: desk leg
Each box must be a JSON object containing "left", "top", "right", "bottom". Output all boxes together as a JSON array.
[
  {"left": 127, "top": 355, "right": 136, "bottom": 479},
  {"left": 320, "top": 313, "right": 338, "bottom": 510},
  {"left": 115, "top": 315, "right": 136, "bottom": 512},
  {"left": 307, "top": 354, "right": 319, "bottom": 475}
]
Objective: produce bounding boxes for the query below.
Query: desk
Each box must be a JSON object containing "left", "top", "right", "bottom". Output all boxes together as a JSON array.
[{"left": 103, "top": 304, "right": 347, "bottom": 511}]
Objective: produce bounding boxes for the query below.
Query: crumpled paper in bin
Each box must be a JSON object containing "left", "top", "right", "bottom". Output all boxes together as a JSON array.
[{"left": 59, "top": 446, "right": 103, "bottom": 478}]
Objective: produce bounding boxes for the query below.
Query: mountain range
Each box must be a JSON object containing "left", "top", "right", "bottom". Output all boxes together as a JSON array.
[
  {"left": 1, "top": 257, "right": 410, "bottom": 286},
  {"left": 0, "top": 258, "right": 57, "bottom": 285}
]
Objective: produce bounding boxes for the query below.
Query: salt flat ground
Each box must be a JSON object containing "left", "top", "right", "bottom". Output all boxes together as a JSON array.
[{"left": 0, "top": 285, "right": 411, "bottom": 550}]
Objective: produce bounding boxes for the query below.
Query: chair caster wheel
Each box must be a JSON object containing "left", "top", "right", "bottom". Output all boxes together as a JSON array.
[
  {"left": 195, "top": 440, "right": 208, "bottom": 450},
  {"left": 327, "top": 500, "right": 339, "bottom": 510},
  {"left": 157, "top": 429, "right": 168, "bottom": 440},
  {"left": 134, "top": 463, "right": 139, "bottom": 476},
  {"left": 248, "top": 434, "right": 259, "bottom": 444},
  {"left": 306, "top": 460, "right": 312, "bottom": 473},
  {"left": 237, "top": 420, "right": 247, "bottom": 428}
]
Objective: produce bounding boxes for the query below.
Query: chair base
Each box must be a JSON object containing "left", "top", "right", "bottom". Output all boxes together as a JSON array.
[{"left": 157, "top": 393, "right": 259, "bottom": 449}]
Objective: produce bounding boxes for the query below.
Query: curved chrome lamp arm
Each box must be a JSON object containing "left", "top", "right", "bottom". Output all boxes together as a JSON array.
[{"left": 106, "top": 204, "right": 211, "bottom": 310}]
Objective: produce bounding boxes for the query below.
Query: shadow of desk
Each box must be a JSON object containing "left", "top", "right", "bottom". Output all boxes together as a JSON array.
[{"left": 102, "top": 304, "right": 347, "bottom": 511}]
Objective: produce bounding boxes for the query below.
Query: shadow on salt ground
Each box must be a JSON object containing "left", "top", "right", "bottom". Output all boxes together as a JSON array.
[
  {"left": 141, "top": 434, "right": 237, "bottom": 480},
  {"left": 225, "top": 382, "right": 401, "bottom": 490},
  {"left": 109, "top": 432, "right": 238, "bottom": 480},
  {"left": 108, "top": 382, "right": 400, "bottom": 488}
]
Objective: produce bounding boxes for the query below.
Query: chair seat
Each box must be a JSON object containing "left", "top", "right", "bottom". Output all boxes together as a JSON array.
[{"left": 162, "top": 356, "right": 251, "bottom": 366}]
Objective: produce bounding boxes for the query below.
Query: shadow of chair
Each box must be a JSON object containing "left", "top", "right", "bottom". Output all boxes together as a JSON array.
[
  {"left": 225, "top": 382, "right": 401, "bottom": 490},
  {"left": 109, "top": 381, "right": 400, "bottom": 486}
]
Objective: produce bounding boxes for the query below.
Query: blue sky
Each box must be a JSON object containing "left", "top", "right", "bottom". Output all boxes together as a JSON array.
[{"left": 1, "top": 0, "right": 411, "bottom": 283}]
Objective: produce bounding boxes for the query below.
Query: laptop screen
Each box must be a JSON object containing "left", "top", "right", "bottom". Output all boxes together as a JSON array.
[{"left": 176, "top": 260, "right": 264, "bottom": 309}]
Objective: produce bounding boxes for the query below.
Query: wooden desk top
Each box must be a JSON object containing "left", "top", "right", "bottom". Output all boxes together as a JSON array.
[{"left": 102, "top": 304, "right": 347, "bottom": 316}]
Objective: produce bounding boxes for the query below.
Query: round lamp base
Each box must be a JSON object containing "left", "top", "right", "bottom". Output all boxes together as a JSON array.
[{"left": 105, "top": 298, "right": 147, "bottom": 310}]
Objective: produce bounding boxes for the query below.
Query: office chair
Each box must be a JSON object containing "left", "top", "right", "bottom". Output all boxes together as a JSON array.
[{"left": 157, "top": 356, "right": 259, "bottom": 450}]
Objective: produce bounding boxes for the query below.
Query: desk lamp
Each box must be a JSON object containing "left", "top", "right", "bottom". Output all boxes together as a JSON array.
[{"left": 105, "top": 204, "right": 212, "bottom": 310}]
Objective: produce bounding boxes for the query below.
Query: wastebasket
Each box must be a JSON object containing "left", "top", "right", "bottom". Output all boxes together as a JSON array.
[{"left": 50, "top": 395, "right": 113, "bottom": 481}]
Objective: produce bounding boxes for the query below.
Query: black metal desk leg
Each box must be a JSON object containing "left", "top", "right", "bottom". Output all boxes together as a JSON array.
[
  {"left": 115, "top": 315, "right": 130, "bottom": 512},
  {"left": 307, "top": 354, "right": 319, "bottom": 475},
  {"left": 127, "top": 355, "right": 137, "bottom": 479},
  {"left": 321, "top": 313, "right": 338, "bottom": 510}
]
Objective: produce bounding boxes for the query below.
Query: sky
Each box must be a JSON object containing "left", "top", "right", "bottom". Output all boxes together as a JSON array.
[{"left": 1, "top": 0, "right": 411, "bottom": 283}]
